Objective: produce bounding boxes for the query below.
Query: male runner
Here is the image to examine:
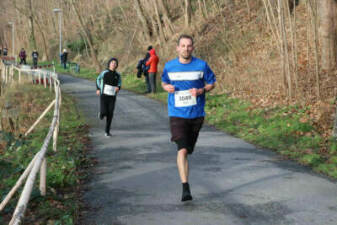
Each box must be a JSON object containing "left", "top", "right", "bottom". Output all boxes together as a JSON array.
[{"left": 161, "top": 34, "right": 216, "bottom": 201}]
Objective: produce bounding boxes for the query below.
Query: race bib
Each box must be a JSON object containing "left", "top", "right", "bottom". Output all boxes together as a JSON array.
[
  {"left": 103, "top": 84, "right": 117, "bottom": 96},
  {"left": 175, "top": 90, "right": 196, "bottom": 107}
]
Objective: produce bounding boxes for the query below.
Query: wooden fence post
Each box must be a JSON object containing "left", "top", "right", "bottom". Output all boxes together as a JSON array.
[
  {"left": 44, "top": 73, "right": 47, "bottom": 88},
  {"left": 49, "top": 72, "right": 52, "bottom": 91},
  {"left": 5, "top": 66, "right": 8, "bottom": 84},
  {"left": 53, "top": 121, "right": 59, "bottom": 152},
  {"left": 38, "top": 70, "right": 41, "bottom": 85},
  {"left": 39, "top": 158, "right": 47, "bottom": 196},
  {"left": 333, "top": 104, "right": 337, "bottom": 137}
]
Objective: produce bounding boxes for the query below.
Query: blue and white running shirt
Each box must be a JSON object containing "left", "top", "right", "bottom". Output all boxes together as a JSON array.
[{"left": 162, "top": 57, "right": 216, "bottom": 119}]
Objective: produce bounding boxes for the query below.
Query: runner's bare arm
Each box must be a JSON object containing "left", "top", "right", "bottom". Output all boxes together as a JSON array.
[
  {"left": 204, "top": 83, "right": 215, "bottom": 93},
  {"left": 190, "top": 83, "right": 215, "bottom": 97},
  {"left": 162, "top": 82, "right": 175, "bottom": 93}
]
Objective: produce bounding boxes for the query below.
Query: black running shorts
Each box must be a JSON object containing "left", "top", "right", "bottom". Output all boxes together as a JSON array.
[{"left": 169, "top": 117, "right": 204, "bottom": 154}]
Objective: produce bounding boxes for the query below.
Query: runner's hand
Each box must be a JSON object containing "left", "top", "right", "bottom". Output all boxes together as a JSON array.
[
  {"left": 190, "top": 88, "right": 204, "bottom": 97},
  {"left": 96, "top": 90, "right": 100, "bottom": 96},
  {"left": 164, "top": 84, "right": 175, "bottom": 93},
  {"left": 190, "top": 88, "right": 197, "bottom": 97},
  {"left": 115, "top": 87, "right": 120, "bottom": 93}
]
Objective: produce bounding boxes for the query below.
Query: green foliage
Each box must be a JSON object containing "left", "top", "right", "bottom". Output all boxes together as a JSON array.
[
  {"left": 122, "top": 71, "right": 168, "bottom": 102},
  {"left": 67, "top": 39, "right": 86, "bottom": 54},
  {"left": 299, "top": 154, "right": 322, "bottom": 166},
  {"left": 329, "top": 140, "right": 337, "bottom": 154}
]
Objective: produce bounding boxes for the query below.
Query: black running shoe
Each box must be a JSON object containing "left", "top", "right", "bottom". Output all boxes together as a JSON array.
[
  {"left": 181, "top": 183, "right": 192, "bottom": 202},
  {"left": 98, "top": 112, "right": 104, "bottom": 120}
]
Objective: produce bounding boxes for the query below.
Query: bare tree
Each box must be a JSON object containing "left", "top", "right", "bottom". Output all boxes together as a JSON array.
[
  {"left": 134, "top": 0, "right": 152, "bottom": 40},
  {"left": 157, "top": 0, "right": 174, "bottom": 35},
  {"left": 308, "top": 0, "right": 321, "bottom": 98},
  {"left": 152, "top": 0, "right": 166, "bottom": 43},
  {"left": 184, "top": 0, "right": 192, "bottom": 27},
  {"left": 278, "top": 0, "right": 292, "bottom": 98},
  {"left": 197, "top": 0, "right": 206, "bottom": 19},
  {"left": 319, "top": 0, "right": 337, "bottom": 71},
  {"left": 69, "top": 0, "right": 101, "bottom": 72},
  {"left": 13, "top": 0, "right": 37, "bottom": 50}
]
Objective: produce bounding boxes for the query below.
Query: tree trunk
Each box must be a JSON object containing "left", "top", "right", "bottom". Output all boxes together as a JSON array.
[
  {"left": 198, "top": 0, "right": 206, "bottom": 19},
  {"left": 69, "top": 0, "right": 101, "bottom": 72},
  {"left": 34, "top": 14, "right": 49, "bottom": 61},
  {"left": 309, "top": 0, "right": 321, "bottom": 98},
  {"left": 152, "top": 0, "right": 166, "bottom": 43},
  {"left": 27, "top": 0, "right": 37, "bottom": 50},
  {"left": 202, "top": 0, "right": 208, "bottom": 18},
  {"left": 319, "top": 0, "right": 337, "bottom": 71},
  {"left": 158, "top": 0, "right": 174, "bottom": 35},
  {"left": 134, "top": 0, "right": 152, "bottom": 40},
  {"left": 184, "top": 0, "right": 192, "bottom": 27}
]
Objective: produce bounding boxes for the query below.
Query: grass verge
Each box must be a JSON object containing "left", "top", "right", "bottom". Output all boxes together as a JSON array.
[
  {"left": 46, "top": 61, "right": 97, "bottom": 81},
  {"left": 0, "top": 81, "right": 91, "bottom": 224}
]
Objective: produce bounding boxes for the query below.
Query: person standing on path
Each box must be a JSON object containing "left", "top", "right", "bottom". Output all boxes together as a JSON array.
[
  {"left": 32, "top": 50, "right": 39, "bottom": 68},
  {"left": 19, "top": 48, "right": 27, "bottom": 65},
  {"left": 143, "top": 45, "right": 152, "bottom": 93},
  {"left": 3, "top": 47, "right": 8, "bottom": 56},
  {"left": 161, "top": 34, "right": 216, "bottom": 201},
  {"left": 96, "top": 58, "right": 121, "bottom": 137},
  {"left": 145, "top": 47, "right": 159, "bottom": 93},
  {"left": 60, "top": 49, "right": 68, "bottom": 69}
]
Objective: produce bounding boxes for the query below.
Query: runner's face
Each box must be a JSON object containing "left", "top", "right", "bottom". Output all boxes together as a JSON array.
[
  {"left": 109, "top": 61, "right": 117, "bottom": 71},
  {"left": 177, "top": 38, "right": 194, "bottom": 60}
]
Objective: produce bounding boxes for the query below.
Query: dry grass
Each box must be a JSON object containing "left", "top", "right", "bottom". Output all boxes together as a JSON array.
[{"left": 0, "top": 78, "right": 54, "bottom": 137}]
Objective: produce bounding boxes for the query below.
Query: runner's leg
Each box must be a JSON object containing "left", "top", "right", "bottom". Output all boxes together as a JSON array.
[
  {"left": 105, "top": 97, "right": 116, "bottom": 135},
  {"left": 177, "top": 148, "right": 188, "bottom": 183}
]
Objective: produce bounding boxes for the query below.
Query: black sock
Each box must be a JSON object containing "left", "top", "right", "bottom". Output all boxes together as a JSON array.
[
  {"left": 183, "top": 182, "right": 189, "bottom": 190},
  {"left": 181, "top": 182, "right": 192, "bottom": 202}
]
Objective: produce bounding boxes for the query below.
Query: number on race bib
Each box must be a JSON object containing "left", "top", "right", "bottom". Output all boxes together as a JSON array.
[
  {"left": 175, "top": 90, "right": 196, "bottom": 107},
  {"left": 103, "top": 85, "right": 117, "bottom": 96}
]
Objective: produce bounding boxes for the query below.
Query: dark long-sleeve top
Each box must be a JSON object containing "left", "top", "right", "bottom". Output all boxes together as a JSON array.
[{"left": 96, "top": 69, "right": 122, "bottom": 95}]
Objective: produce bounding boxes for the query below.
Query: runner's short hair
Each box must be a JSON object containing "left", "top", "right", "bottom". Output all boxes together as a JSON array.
[
  {"left": 177, "top": 34, "right": 194, "bottom": 46},
  {"left": 107, "top": 57, "right": 118, "bottom": 69}
]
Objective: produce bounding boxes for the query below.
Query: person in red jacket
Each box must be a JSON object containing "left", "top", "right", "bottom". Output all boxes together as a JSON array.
[{"left": 145, "top": 48, "right": 159, "bottom": 93}]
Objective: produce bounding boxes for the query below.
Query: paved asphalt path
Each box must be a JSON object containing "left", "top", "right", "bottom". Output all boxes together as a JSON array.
[{"left": 59, "top": 74, "right": 337, "bottom": 225}]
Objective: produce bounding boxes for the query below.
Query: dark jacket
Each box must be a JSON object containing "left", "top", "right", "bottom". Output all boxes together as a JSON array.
[
  {"left": 32, "top": 51, "right": 39, "bottom": 59},
  {"left": 96, "top": 70, "right": 122, "bottom": 95},
  {"left": 19, "top": 50, "right": 26, "bottom": 59},
  {"left": 136, "top": 52, "right": 151, "bottom": 78},
  {"left": 61, "top": 52, "right": 68, "bottom": 63}
]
